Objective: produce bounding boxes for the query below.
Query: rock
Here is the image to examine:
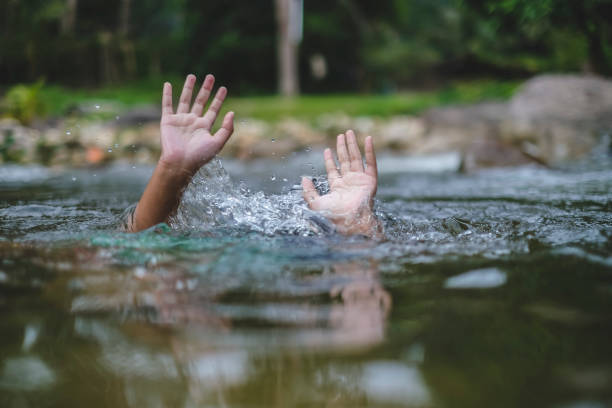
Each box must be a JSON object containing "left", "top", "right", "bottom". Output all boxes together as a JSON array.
[
  {"left": 225, "top": 118, "right": 321, "bottom": 159},
  {"left": 460, "top": 138, "right": 537, "bottom": 173},
  {"left": 376, "top": 116, "right": 426, "bottom": 150},
  {"left": 352, "top": 116, "right": 377, "bottom": 135},
  {"left": 226, "top": 119, "right": 271, "bottom": 159},
  {"left": 77, "top": 123, "right": 116, "bottom": 147},
  {"left": 420, "top": 74, "right": 612, "bottom": 169},
  {"left": 502, "top": 74, "right": 612, "bottom": 164},
  {"left": 509, "top": 74, "right": 612, "bottom": 124},
  {"left": 274, "top": 118, "right": 325, "bottom": 146},
  {"left": 119, "top": 123, "right": 159, "bottom": 148},
  {"left": 0, "top": 118, "right": 40, "bottom": 163},
  {"left": 114, "top": 106, "right": 160, "bottom": 126},
  {"left": 315, "top": 112, "right": 353, "bottom": 136},
  {"left": 85, "top": 146, "right": 106, "bottom": 164},
  {"left": 419, "top": 102, "right": 510, "bottom": 160}
]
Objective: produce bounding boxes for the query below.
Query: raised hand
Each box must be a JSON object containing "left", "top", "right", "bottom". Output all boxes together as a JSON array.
[
  {"left": 128, "top": 74, "right": 234, "bottom": 232},
  {"left": 302, "top": 130, "right": 382, "bottom": 237},
  {"left": 160, "top": 74, "right": 234, "bottom": 175}
]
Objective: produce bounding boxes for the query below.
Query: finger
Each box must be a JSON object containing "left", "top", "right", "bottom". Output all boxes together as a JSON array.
[
  {"left": 202, "top": 86, "right": 228, "bottom": 130},
  {"left": 301, "top": 177, "right": 320, "bottom": 207},
  {"left": 323, "top": 148, "right": 340, "bottom": 181},
  {"left": 162, "top": 82, "right": 173, "bottom": 116},
  {"left": 212, "top": 111, "right": 234, "bottom": 147},
  {"left": 336, "top": 133, "right": 351, "bottom": 175},
  {"left": 346, "top": 129, "right": 364, "bottom": 172},
  {"left": 191, "top": 74, "right": 215, "bottom": 116},
  {"left": 364, "top": 135, "right": 378, "bottom": 179},
  {"left": 177, "top": 74, "right": 196, "bottom": 113}
]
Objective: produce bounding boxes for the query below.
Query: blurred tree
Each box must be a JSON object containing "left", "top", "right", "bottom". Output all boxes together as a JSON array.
[
  {"left": 361, "top": 0, "right": 466, "bottom": 89},
  {"left": 276, "top": 0, "right": 302, "bottom": 96},
  {"left": 182, "top": 0, "right": 276, "bottom": 94},
  {"left": 60, "top": 0, "right": 78, "bottom": 34},
  {"left": 0, "top": 0, "right": 609, "bottom": 93},
  {"left": 460, "top": 0, "right": 612, "bottom": 75}
]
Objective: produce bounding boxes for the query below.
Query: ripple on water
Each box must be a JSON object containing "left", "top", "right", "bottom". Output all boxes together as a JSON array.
[{"left": 0, "top": 156, "right": 611, "bottom": 407}]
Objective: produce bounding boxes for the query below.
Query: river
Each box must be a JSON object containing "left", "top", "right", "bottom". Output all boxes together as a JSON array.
[{"left": 1, "top": 150, "right": 611, "bottom": 407}]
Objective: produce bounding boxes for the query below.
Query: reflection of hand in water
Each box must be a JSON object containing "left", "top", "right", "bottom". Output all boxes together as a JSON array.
[
  {"left": 328, "top": 261, "right": 391, "bottom": 346},
  {"left": 128, "top": 259, "right": 390, "bottom": 348},
  {"left": 302, "top": 131, "right": 383, "bottom": 238}
]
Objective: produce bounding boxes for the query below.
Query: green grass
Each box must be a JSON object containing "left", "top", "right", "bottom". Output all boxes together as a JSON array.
[{"left": 33, "top": 78, "right": 519, "bottom": 122}]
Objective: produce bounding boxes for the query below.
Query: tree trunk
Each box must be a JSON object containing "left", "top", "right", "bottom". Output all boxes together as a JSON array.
[
  {"left": 572, "top": 2, "right": 610, "bottom": 76},
  {"left": 61, "top": 0, "right": 78, "bottom": 34},
  {"left": 585, "top": 23, "right": 610, "bottom": 76},
  {"left": 118, "top": 0, "right": 136, "bottom": 79},
  {"left": 99, "top": 31, "right": 118, "bottom": 84},
  {"left": 275, "top": 0, "right": 300, "bottom": 96},
  {"left": 119, "top": 0, "right": 130, "bottom": 36}
]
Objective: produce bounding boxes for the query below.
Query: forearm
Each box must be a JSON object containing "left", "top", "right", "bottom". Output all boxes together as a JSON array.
[{"left": 129, "top": 160, "right": 192, "bottom": 232}]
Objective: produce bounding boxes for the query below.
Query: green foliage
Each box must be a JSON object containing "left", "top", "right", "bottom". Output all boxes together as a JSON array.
[
  {"left": 461, "top": 0, "right": 612, "bottom": 74},
  {"left": 33, "top": 79, "right": 519, "bottom": 123},
  {"left": 490, "top": 0, "right": 555, "bottom": 20},
  {"left": 1, "top": 81, "right": 47, "bottom": 125},
  {"left": 1, "top": 0, "right": 609, "bottom": 92}
]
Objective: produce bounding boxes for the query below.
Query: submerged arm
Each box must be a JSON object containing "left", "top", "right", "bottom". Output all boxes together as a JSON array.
[{"left": 128, "top": 74, "right": 234, "bottom": 232}]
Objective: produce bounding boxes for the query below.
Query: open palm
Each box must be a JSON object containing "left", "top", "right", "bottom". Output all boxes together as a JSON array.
[
  {"left": 302, "top": 131, "right": 379, "bottom": 234},
  {"left": 159, "top": 74, "right": 234, "bottom": 175}
]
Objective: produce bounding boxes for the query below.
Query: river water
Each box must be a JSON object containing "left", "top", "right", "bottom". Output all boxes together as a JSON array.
[{"left": 0, "top": 150, "right": 611, "bottom": 407}]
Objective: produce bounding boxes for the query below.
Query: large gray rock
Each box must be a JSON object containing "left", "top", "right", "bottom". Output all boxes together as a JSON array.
[
  {"left": 508, "top": 74, "right": 612, "bottom": 124},
  {"left": 502, "top": 74, "right": 612, "bottom": 164},
  {"left": 421, "top": 102, "right": 508, "bottom": 155},
  {"left": 421, "top": 74, "right": 612, "bottom": 170}
]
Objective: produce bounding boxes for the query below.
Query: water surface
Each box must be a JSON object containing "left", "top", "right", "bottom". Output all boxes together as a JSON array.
[{"left": 1, "top": 152, "right": 611, "bottom": 407}]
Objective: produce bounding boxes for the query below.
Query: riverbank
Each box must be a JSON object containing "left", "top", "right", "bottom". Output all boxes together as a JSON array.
[{"left": 1, "top": 75, "right": 610, "bottom": 171}]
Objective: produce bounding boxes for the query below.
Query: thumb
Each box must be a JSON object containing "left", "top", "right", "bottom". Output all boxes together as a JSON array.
[{"left": 301, "top": 177, "right": 320, "bottom": 207}]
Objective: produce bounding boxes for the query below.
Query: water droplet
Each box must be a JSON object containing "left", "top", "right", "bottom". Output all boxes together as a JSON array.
[
  {"left": 95, "top": 104, "right": 100, "bottom": 110},
  {"left": 71, "top": 177, "right": 76, "bottom": 182},
  {"left": 65, "top": 130, "right": 71, "bottom": 135}
]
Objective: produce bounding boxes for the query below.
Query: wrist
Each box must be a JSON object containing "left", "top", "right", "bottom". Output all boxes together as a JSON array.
[
  {"left": 331, "top": 209, "right": 382, "bottom": 238},
  {"left": 156, "top": 158, "right": 195, "bottom": 186}
]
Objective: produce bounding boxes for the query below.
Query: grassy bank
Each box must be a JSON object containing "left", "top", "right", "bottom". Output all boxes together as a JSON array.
[{"left": 19, "top": 78, "right": 519, "bottom": 123}]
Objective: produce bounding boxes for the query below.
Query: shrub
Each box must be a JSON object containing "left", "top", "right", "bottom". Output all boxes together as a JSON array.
[{"left": 1, "top": 80, "right": 46, "bottom": 125}]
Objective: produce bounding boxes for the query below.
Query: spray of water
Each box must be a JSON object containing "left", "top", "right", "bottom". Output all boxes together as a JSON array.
[{"left": 171, "top": 158, "right": 335, "bottom": 236}]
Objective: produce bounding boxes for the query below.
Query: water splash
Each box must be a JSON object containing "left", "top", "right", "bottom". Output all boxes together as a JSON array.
[{"left": 171, "top": 158, "right": 334, "bottom": 236}]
